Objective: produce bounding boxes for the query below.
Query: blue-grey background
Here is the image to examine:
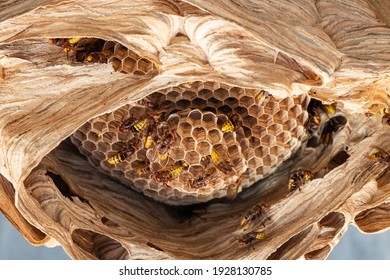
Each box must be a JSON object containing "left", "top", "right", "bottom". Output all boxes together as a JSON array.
[{"left": 0, "top": 212, "right": 389, "bottom": 259}]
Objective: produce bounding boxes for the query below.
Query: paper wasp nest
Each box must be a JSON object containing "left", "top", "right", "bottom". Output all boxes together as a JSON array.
[{"left": 0, "top": 0, "right": 389, "bottom": 260}]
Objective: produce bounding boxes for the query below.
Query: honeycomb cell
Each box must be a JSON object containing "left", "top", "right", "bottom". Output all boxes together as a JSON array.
[
  {"left": 101, "top": 41, "right": 115, "bottom": 57},
  {"left": 112, "top": 169, "right": 125, "bottom": 178},
  {"left": 149, "top": 91, "right": 166, "bottom": 102},
  {"left": 177, "top": 122, "right": 192, "bottom": 136},
  {"left": 78, "top": 122, "right": 92, "bottom": 134},
  {"left": 137, "top": 58, "right": 154, "bottom": 74},
  {"left": 279, "top": 97, "right": 295, "bottom": 111},
  {"left": 160, "top": 100, "right": 175, "bottom": 111},
  {"left": 251, "top": 126, "right": 267, "bottom": 139},
  {"left": 167, "top": 90, "right": 182, "bottom": 103},
  {"left": 202, "top": 112, "right": 217, "bottom": 130},
  {"left": 207, "top": 97, "right": 223, "bottom": 107},
  {"left": 114, "top": 44, "right": 128, "bottom": 59},
  {"left": 92, "top": 121, "right": 107, "bottom": 131},
  {"left": 267, "top": 123, "right": 283, "bottom": 136},
  {"left": 227, "top": 145, "right": 240, "bottom": 159},
  {"left": 102, "top": 131, "right": 117, "bottom": 143},
  {"left": 213, "top": 87, "right": 229, "bottom": 100},
  {"left": 91, "top": 150, "right": 106, "bottom": 162},
  {"left": 97, "top": 142, "right": 111, "bottom": 153},
  {"left": 258, "top": 114, "right": 274, "bottom": 127},
  {"left": 222, "top": 131, "right": 236, "bottom": 146},
  {"left": 135, "top": 148, "right": 147, "bottom": 160},
  {"left": 196, "top": 141, "right": 211, "bottom": 156},
  {"left": 239, "top": 96, "right": 255, "bottom": 107},
  {"left": 134, "top": 179, "right": 148, "bottom": 189},
  {"left": 248, "top": 104, "right": 262, "bottom": 117},
  {"left": 192, "top": 127, "right": 206, "bottom": 141},
  {"left": 185, "top": 109, "right": 200, "bottom": 123},
  {"left": 263, "top": 154, "right": 278, "bottom": 166},
  {"left": 264, "top": 101, "right": 280, "bottom": 115},
  {"left": 248, "top": 136, "right": 261, "bottom": 148},
  {"left": 294, "top": 93, "right": 309, "bottom": 106},
  {"left": 289, "top": 105, "right": 303, "bottom": 118},
  {"left": 84, "top": 140, "right": 97, "bottom": 152},
  {"left": 243, "top": 127, "right": 252, "bottom": 138},
  {"left": 127, "top": 49, "right": 139, "bottom": 61},
  {"left": 216, "top": 105, "right": 233, "bottom": 115},
  {"left": 169, "top": 148, "right": 185, "bottom": 162},
  {"left": 291, "top": 126, "right": 305, "bottom": 139},
  {"left": 274, "top": 110, "right": 289, "bottom": 123},
  {"left": 256, "top": 166, "right": 266, "bottom": 176},
  {"left": 234, "top": 106, "right": 248, "bottom": 117},
  {"left": 108, "top": 57, "right": 122, "bottom": 72},
  {"left": 296, "top": 111, "right": 308, "bottom": 125},
  {"left": 176, "top": 99, "right": 191, "bottom": 110},
  {"left": 188, "top": 165, "right": 205, "bottom": 178},
  {"left": 192, "top": 98, "right": 207, "bottom": 108},
  {"left": 242, "top": 115, "right": 257, "bottom": 128},
  {"left": 73, "top": 129, "right": 87, "bottom": 142},
  {"left": 254, "top": 146, "right": 270, "bottom": 158},
  {"left": 282, "top": 119, "right": 297, "bottom": 131},
  {"left": 185, "top": 151, "right": 200, "bottom": 165},
  {"left": 179, "top": 172, "right": 193, "bottom": 185},
  {"left": 167, "top": 113, "right": 180, "bottom": 128},
  {"left": 198, "top": 88, "right": 213, "bottom": 100},
  {"left": 228, "top": 87, "right": 244, "bottom": 98},
  {"left": 181, "top": 136, "right": 196, "bottom": 151},
  {"left": 182, "top": 90, "right": 197, "bottom": 101},
  {"left": 207, "top": 129, "right": 222, "bottom": 144},
  {"left": 203, "top": 107, "right": 217, "bottom": 114},
  {"left": 224, "top": 97, "right": 239, "bottom": 107},
  {"left": 270, "top": 146, "right": 283, "bottom": 156},
  {"left": 248, "top": 157, "right": 263, "bottom": 168},
  {"left": 261, "top": 134, "right": 276, "bottom": 147},
  {"left": 276, "top": 131, "right": 292, "bottom": 145},
  {"left": 122, "top": 57, "right": 136, "bottom": 73},
  {"left": 87, "top": 131, "right": 102, "bottom": 142}
]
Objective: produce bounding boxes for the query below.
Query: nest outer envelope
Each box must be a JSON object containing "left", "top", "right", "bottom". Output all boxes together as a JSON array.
[{"left": 0, "top": 0, "right": 389, "bottom": 259}]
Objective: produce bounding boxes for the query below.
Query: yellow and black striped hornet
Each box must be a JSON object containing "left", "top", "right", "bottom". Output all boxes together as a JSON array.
[
  {"left": 240, "top": 204, "right": 270, "bottom": 228},
  {"left": 304, "top": 109, "right": 321, "bottom": 135},
  {"left": 156, "top": 131, "right": 176, "bottom": 160},
  {"left": 238, "top": 231, "right": 267, "bottom": 248},
  {"left": 143, "top": 124, "right": 155, "bottom": 149},
  {"left": 321, "top": 103, "right": 337, "bottom": 117},
  {"left": 107, "top": 142, "right": 138, "bottom": 165},
  {"left": 319, "top": 116, "right": 347, "bottom": 146},
  {"left": 255, "top": 90, "right": 271, "bottom": 107},
  {"left": 147, "top": 121, "right": 177, "bottom": 162},
  {"left": 74, "top": 38, "right": 106, "bottom": 63},
  {"left": 151, "top": 160, "right": 189, "bottom": 186},
  {"left": 188, "top": 167, "right": 216, "bottom": 189},
  {"left": 84, "top": 52, "right": 101, "bottom": 62},
  {"left": 211, "top": 147, "right": 235, "bottom": 175},
  {"left": 288, "top": 169, "right": 314, "bottom": 193},
  {"left": 49, "top": 38, "right": 82, "bottom": 60},
  {"left": 142, "top": 113, "right": 167, "bottom": 149},
  {"left": 369, "top": 146, "right": 390, "bottom": 172},
  {"left": 134, "top": 160, "right": 152, "bottom": 176},
  {"left": 221, "top": 114, "right": 241, "bottom": 132},
  {"left": 136, "top": 96, "right": 159, "bottom": 110},
  {"left": 119, "top": 117, "right": 148, "bottom": 134}
]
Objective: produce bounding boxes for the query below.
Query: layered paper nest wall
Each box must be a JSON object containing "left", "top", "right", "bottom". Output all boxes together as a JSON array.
[{"left": 0, "top": 0, "right": 389, "bottom": 259}]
